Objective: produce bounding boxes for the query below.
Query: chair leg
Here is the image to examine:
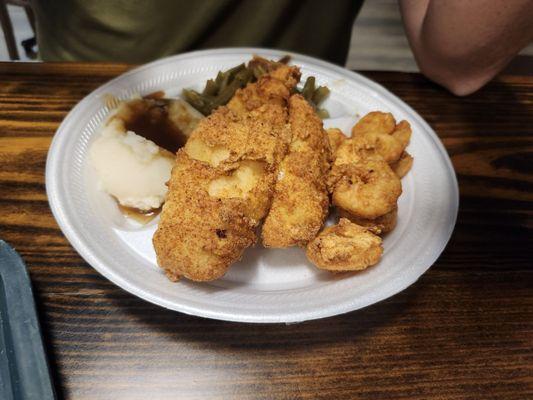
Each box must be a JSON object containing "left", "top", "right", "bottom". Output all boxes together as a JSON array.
[
  {"left": 23, "top": 5, "right": 34, "bottom": 33},
  {"left": 0, "top": 0, "right": 19, "bottom": 60}
]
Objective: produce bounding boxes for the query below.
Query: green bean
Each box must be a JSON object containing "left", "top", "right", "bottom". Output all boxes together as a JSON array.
[
  {"left": 301, "top": 77, "right": 316, "bottom": 101},
  {"left": 251, "top": 65, "right": 267, "bottom": 80},
  {"left": 312, "top": 86, "right": 330, "bottom": 106},
  {"left": 182, "top": 89, "right": 215, "bottom": 115},
  {"left": 183, "top": 58, "right": 330, "bottom": 118},
  {"left": 203, "top": 79, "right": 218, "bottom": 96},
  {"left": 214, "top": 71, "right": 225, "bottom": 88},
  {"left": 216, "top": 69, "right": 253, "bottom": 105},
  {"left": 226, "top": 63, "right": 246, "bottom": 80},
  {"left": 316, "top": 108, "right": 330, "bottom": 119}
]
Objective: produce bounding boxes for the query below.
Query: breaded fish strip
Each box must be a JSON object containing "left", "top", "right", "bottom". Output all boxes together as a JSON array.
[
  {"left": 153, "top": 104, "right": 290, "bottom": 281},
  {"left": 153, "top": 151, "right": 257, "bottom": 281},
  {"left": 154, "top": 68, "right": 299, "bottom": 281},
  {"left": 306, "top": 218, "right": 383, "bottom": 271},
  {"left": 261, "top": 95, "right": 331, "bottom": 248}
]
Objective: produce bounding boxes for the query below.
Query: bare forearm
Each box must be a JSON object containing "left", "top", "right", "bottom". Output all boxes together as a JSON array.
[{"left": 400, "top": 0, "right": 533, "bottom": 95}]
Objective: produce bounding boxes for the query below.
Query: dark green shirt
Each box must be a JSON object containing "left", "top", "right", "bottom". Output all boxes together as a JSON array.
[{"left": 33, "top": 0, "right": 362, "bottom": 64}]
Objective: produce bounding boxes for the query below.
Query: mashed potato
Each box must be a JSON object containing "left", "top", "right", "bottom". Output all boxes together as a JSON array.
[
  {"left": 89, "top": 97, "right": 204, "bottom": 213},
  {"left": 90, "top": 118, "right": 175, "bottom": 211}
]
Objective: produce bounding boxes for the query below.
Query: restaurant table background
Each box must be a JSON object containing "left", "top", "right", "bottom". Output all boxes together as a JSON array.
[{"left": 0, "top": 62, "right": 531, "bottom": 400}]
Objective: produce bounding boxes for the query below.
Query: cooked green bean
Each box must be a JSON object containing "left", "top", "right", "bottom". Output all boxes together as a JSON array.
[
  {"left": 312, "top": 86, "right": 330, "bottom": 106},
  {"left": 316, "top": 108, "right": 330, "bottom": 119},
  {"left": 301, "top": 77, "right": 316, "bottom": 101},
  {"left": 216, "top": 68, "right": 253, "bottom": 105},
  {"left": 203, "top": 79, "right": 218, "bottom": 96},
  {"left": 251, "top": 65, "right": 267, "bottom": 79}
]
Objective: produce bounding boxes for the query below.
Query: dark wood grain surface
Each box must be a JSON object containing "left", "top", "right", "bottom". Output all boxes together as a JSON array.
[{"left": 0, "top": 62, "right": 531, "bottom": 400}]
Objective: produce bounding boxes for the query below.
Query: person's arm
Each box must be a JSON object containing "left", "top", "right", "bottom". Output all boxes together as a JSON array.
[{"left": 399, "top": 0, "right": 533, "bottom": 95}]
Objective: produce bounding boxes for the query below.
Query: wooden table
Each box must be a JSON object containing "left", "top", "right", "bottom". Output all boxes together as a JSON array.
[{"left": 0, "top": 62, "right": 531, "bottom": 400}]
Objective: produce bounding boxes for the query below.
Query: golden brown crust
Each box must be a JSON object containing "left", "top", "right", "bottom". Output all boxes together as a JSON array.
[
  {"left": 338, "top": 207, "right": 398, "bottom": 235},
  {"left": 227, "top": 65, "right": 301, "bottom": 116},
  {"left": 350, "top": 111, "right": 412, "bottom": 164},
  {"left": 261, "top": 95, "right": 331, "bottom": 248},
  {"left": 306, "top": 218, "right": 383, "bottom": 271},
  {"left": 328, "top": 139, "right": 402, "bottom": 220},
  {"left": 153, "top": 151, "right": 257, "bottom": 281},
  {"left": 326, "top": 128, "right": 347, "bottom": 155},
  {"left": 391, "top": 151, "right": 413, "bottom": 178},
  {"left": 154, "top": 65, "right": 300, "bottom": 281}
]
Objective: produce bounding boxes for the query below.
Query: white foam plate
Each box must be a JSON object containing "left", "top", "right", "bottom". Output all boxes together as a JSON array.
[{"left": 46, "top": 48, "right": 458, "bottom": 323}]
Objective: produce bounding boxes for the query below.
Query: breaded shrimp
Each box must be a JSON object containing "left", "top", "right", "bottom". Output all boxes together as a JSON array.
[
  {"left": 261, "top": 95, "right": 331, "bottom": 247},
  {"left": 390, "top": 151, "right": 413, "bottom": 178},
  {"left": 306, "top": 218, "right": 383, "bottom": 271},
  {"left": 351, "top": 112, "right": 412, "bottom": 164},
  {"left": 328, "top": 139, "right": 402, "bottom": 219}
]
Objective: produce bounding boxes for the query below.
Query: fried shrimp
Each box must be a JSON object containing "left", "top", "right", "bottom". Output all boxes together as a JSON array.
[
  {"left": 350, "top": 111, "right": 412, "bottom": 164},
  {"left": 306, "top": 218, "right": 383, "bottom": 271},
  {"left": 391, "top": 151, "right": 413, "bottom": 178},
  {"left": 261, "top": 94, "right": 331, "bottom": 248},
  {"left": 328, "top": 139, "right": 402, "bottom": 220},
  {"left": 338, "top": 206, "right": 397, "bottom": 235}
]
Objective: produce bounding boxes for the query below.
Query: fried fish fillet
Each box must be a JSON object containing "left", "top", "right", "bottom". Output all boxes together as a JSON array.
[
  {"left": 153, "top": 67, "right": 300, "bottom": 281},
  {"left": 261, "top": 95, "right": 331, "bottom": 248}
]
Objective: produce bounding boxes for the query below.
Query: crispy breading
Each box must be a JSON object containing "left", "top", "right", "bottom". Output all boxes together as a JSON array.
[
  {"left": 390, "top": 151, "right": 413, "bottom": 178},
  {"left": 328, "top": 138, "right": 402, "bottom": 220},
  {"left": 326, "top": 128, "right": 347, "bottom": 154},
  {"left": 153, "top": 66, "right": 299, "bottom": 281},
  {"left": 227, "top": 64, "right": 301, "bottom": 116},
  {"left": 338, "top": 207, "right": 398, "bottom": 235},
  {"left": 153, "top": 151, "right": 257, "bottom": 281},
  {"left": 261, "top": 95, "right": 331, "bottom": 248},
  {"left": 350, "top": 111, "right": 412, "bottom": 164},
  {"left": 306, "top": 218, "right": 383, "bottom": 271}
]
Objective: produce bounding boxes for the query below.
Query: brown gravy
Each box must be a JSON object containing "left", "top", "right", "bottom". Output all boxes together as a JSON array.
[
  {"left": 121, "top": 98, "right": 187, "bottom": 154},
  {"left": 118, "top": 204, "right": 161, "bottom": 224}
]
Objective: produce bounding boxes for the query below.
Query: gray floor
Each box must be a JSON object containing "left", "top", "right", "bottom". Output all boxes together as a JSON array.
[{"left": 1, "top": 1, "right": 532, "bottom": 71}]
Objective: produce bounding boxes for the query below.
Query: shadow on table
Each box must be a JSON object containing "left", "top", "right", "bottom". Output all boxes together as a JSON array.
[{"left": 108, "top": 281, "right": 422, "bottom": 353}]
